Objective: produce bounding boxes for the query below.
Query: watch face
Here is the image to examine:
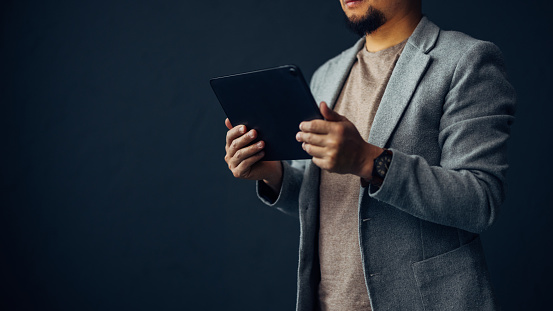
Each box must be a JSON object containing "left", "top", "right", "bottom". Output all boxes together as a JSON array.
[{"left": 375, "top": 152, "right": 392, "bottom": 178}]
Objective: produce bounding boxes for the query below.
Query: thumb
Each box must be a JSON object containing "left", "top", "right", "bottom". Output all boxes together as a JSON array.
[
  {"left": 320, "top": 101, "right": 345, "bottom": 122},
  {"left": 225, "top": 118, "right": 233, "bottom": 130}
]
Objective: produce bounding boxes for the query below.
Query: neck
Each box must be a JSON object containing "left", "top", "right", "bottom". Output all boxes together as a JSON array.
[{"left": 364, "top": 9, "right": 422, "bottom": 52}]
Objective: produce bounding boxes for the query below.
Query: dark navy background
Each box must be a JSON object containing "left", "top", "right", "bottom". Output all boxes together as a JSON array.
[{"left": 1, "top": 1, "right": 551, "bottom": 310}]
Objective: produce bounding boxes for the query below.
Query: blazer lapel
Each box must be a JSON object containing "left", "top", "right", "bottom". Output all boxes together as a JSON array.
[
  {"left": 315, "top": 38, "right": 366, "bottom": 109},
  {"left": 367, "top": 45, "right": 431, "bottom": 147},
  {"left": 368, "top": 16, "right": 440, "bottom": 147}
]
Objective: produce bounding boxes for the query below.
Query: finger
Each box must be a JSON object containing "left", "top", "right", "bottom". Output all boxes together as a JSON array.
[
  {"left": 225, "top": 118, "right": 233, "bottom": 130},
  {"left": 234, "top": 150, "right": 265, "bottom": 177},
  {"left": 300, "top": 119, "right": 332, "bottom": 134},
  {"left": 229, "top": 140, "right": 265, "bottom": 168},
  {"left": 311, "top": 156, "right": 330, "bottom": 171},
  {"left": 296, "top": 132, "right": 326, "bottom": 146},
  {"left": 228, "top": 129, "right": 258, "bottom": 156},
  {"left": 302, "top": 143, "right": 326, "bottom": 158},
  {"left": 320, "top": 101, "right": 345, "bottom": 122},
  {"left": 226, "top": 124, "right": 248, "bottom": 147}
]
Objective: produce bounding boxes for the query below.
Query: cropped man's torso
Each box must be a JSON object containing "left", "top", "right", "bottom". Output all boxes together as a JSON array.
[{"left": 318, "top": 40, "right": 407, "bottom": 311}]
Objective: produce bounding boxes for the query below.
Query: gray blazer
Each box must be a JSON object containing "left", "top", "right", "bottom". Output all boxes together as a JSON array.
[{"left": 257, "top": 16, "right": 515, "bottom": 311}]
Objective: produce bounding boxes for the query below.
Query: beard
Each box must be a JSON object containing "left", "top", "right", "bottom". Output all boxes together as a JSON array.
[{"left": 344, "top": 5, "right": 387, "bottom": 37}]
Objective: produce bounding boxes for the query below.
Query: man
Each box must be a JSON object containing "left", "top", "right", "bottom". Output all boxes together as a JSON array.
[{"left": 224, "top": 0, "right": 515, "bottom": 310}]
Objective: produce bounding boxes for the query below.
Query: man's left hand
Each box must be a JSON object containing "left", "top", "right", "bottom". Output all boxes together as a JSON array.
[{"left": 296, "top": 102, "right": 383, "bottom": 179}]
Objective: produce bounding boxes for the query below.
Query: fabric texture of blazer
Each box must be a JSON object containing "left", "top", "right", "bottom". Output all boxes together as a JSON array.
[{"left": 256, "top": 16, "right": 516, "bottom": 311}]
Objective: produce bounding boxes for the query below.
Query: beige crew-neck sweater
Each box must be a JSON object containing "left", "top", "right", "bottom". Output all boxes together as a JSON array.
[{"left": 318, "top": 40, "right": 407, "bottom": 311}]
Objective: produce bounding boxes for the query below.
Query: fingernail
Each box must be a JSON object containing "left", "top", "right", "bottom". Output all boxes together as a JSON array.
[
  {"left": 257, "top": 141, "right": 263, "bottom": 148},
  {"left": 249, "top": 130, "right": 255, "bottom": 138},
  {"left": 239, "top": 126, "right": 245, "bottom": 134},
  {"left": 299, "top": 123, "right": 303, "bottom": 130},
  {"left": 296, "top": 132, "right": 301, "bottom": 141},
  {"left": 302, "top": 142, "right": 306, "bottom": 150}
]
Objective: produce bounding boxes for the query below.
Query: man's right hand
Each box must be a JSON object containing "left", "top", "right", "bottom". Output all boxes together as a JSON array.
[{"left": 224, "top": 118, "right": 283, "bottom": 194}]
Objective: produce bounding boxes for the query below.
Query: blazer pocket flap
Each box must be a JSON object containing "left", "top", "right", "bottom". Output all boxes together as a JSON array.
[{"left": 412, "top": 237, "right": 497, "bottom": 310}]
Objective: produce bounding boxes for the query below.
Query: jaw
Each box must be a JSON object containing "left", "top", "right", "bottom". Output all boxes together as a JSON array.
[{"left": 342, "top": 0, "right": 374, "bottom": 22}]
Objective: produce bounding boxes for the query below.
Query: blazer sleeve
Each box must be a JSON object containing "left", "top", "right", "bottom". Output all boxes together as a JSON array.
[
  {"left": 256, "top": 160, "right": 306, "bottom": 218},
  {"left": 370, "top": 41, "right": 516, "bottom": 233}
]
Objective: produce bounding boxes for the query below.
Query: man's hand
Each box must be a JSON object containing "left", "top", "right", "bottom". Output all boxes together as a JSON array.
[
  {"left": 296, "top": 102, "right": 383, "bottom": 180},
  {"left": 224, "top": 118, "right": 283, "bottom": 194}
]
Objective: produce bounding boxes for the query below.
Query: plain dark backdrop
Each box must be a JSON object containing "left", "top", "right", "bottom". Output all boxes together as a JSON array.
[{"left": 1, "top": 1, "right": 552, "bottom": 310}]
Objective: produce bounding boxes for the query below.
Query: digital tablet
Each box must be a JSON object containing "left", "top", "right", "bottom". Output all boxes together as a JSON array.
[{"left": 210, "top": 65, "right": 323, "bottom": 160}]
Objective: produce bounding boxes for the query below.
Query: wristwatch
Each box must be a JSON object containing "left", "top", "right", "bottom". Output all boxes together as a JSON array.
[{"left": 370, "top": 149, "right": 393, "bottom": 188}]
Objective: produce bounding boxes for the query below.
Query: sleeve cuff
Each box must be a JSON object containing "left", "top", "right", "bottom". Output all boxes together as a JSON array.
[{"left": 256, "top": 161, "right": 289, "bottom": 206}]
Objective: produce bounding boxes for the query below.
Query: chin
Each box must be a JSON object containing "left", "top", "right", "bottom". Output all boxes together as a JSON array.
[
  {"left": 346, "top": 11, "right": 368, "bottom": 23},
  {"left": 344, "top": 5, "right": 370, "bottom": 20}
]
